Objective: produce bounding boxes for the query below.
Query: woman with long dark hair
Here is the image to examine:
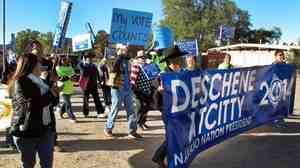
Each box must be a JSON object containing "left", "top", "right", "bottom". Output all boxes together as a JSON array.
[{"left": 9, "top": 53, "right": 59, "bottom": 168}]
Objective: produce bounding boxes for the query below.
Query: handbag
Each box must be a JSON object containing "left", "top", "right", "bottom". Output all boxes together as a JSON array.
[{"left": 79, "top": 76, "right": 90, "bottom": 91}]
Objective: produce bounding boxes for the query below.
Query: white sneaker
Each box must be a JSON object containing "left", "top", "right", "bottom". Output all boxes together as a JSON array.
[
  {"left": 69, "top": 119, "right": 77, "bottom": 123},
  {"left": 97, "top": 113, "right": 107, "bottom": 118},
  {"left": 105, "top": 106, "right": 111, "bottom": 114}
]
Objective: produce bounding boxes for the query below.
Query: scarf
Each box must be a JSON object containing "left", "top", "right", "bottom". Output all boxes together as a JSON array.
[{"left": 27, "top": 73, "right": 49, "bottom": 95}]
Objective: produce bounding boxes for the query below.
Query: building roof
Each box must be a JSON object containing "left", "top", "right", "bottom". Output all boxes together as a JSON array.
[{"left": 208, "top": 43, "right": 300, "bottom": 51}]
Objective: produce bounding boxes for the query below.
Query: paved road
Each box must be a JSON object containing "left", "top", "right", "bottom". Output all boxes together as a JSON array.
[{"left": 0, "top": 78, "right": 299, "bottom": 168}]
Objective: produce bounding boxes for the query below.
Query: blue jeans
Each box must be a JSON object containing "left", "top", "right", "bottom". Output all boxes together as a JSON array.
[
  {"left": 61, "top": 94, "right": 76, "bottom": 120},
  {"left": 13, "top": 130, "right": 54, "bottom": 168},
  {"left": 106, "top": 88, "right": 137, "bottom": 134}
]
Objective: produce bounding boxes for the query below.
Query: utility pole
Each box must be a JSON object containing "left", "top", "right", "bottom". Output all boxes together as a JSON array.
[{"left": 2, "top": 0, "right": 6, "bottom": 81}]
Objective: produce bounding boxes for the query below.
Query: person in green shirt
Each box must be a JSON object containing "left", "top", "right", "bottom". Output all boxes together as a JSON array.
[
  {"left": 56, "top": 56, "right": 76, "bottom": 123},
  {"left": 150, "top": 49, "right": 167, "bottom": 72},
  {"left": 218, "top": 53, "right": 234, "bottom": 69}
]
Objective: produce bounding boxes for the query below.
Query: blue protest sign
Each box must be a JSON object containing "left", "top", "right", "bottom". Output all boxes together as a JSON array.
[
  {"left": 72, "top": 34, "right": 93, "bottom": 52},
  {"left": 53, "top": 0, "right": 72, "bottom": 49},
  {"left": 218, "top": 25, "right": 235, "bottom": 41},
  {"left": 153, "top": 26, "right": 174, "bottom": 49},
  {"left": 142, "top": 63, "right": 161, "bottom": 80},
  {"left": 161, "top": 64, "right": 297, "bottom": 168},
  {"left": 176, "top": 39, "right": 199, "bottom": 56},
  {"left": 110, "top": 8, "right": 153, "bottom": 46}
]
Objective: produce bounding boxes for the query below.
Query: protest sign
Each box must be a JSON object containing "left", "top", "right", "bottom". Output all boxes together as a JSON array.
[
  {"left": 161, "top": 64, "right": 297, "bottom": 168},
  {"left": 110, "top": 8, "right": 153, "bottom": 46},
  {"left": 53, "top": 0, "right": 72, "bottom": 48},
  {"left": 142, "top": 63, "right": 161, "bottom": 80},
  {"left": 153, "top": 26, "right": 174, "bottom": 49},
  {"left": 72, "top": 34, "right": 93, "bottom": 52},
  {"left": 176, "top": 39, "right": 199, "bottom": 56},
  {"left": 218, "top": 25, "right": 235, "bottom": 41}
]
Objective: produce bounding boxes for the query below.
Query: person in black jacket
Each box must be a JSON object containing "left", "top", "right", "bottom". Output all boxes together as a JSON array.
[
  {"left": 152, "top": 46, "right": 187, "bottom": 168},
  {"left": 28, "top": 40, "right": 62, "bottom": 152},
  {"left": 9, "top": 53, "right": 59, "bottom": 168},
  {"left": 78, "top": 53, "right": 105, "bottom": 118}
]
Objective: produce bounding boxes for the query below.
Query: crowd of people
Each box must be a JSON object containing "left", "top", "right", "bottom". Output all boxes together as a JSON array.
[{"left": 0, "top": 39, "right": 287, "bottom": 168}]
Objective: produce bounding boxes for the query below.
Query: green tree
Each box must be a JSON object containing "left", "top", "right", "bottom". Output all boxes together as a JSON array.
[
  {"left": 269, "top": 26, "right": 282, "bottom": 44},
  {"left": 234, "top": 9, "right": 252, "bottom": 43},
  {"left": 161, "top": 0, "right": 251, "bottom": 50},
  {"left": 16, "top": 29, "right": 41, "bottom": 56},
  {"left": 247, "top": 27, "right": 282, "bottom": 44},
  {"left": 16, "top": 29, "right": 54, "bottom": 56},
  {"left": 39, "top": 32, "right": 54, "bottom": 55}
]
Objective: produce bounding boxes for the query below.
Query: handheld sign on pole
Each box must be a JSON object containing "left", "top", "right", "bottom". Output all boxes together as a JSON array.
[
  {"left": 53, "top": 0, "right": 72, "bottom": 49},
  {"left": 176, "top": 39, "right": 199, "bottom": 56},
  {"left": 142, "top": 63, "right": 161, "bottom": 80},
  {"left": 161, "top": 64, "right": 297, "bottom": 168},
  {"left": 110, "top": 8, "right": 153, "bottom": 46},
  {"left": 153, "top": 26, "right": 174, "bottom": 49},
  {"left": 72, "top": 34, "right": 93, "bottom": 52},
  {"left": 218, "top": 25, "right": 235, "bottom": 41}
]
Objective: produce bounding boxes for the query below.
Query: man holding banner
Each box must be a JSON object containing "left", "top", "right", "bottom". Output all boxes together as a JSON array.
[
  {"left": 160, "top": 62, "right": 296, "bottom": 167},
  {"left": 152, "top": 46, "right": 188, "bottom": 168}
]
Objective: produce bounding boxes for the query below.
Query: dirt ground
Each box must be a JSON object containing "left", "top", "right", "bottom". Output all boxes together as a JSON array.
[{"left": 0, "top": 77, "right": 299, "bottom": 168}]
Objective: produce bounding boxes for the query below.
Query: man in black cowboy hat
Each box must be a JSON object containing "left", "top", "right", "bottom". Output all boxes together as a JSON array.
[
  {"left": 160, "top": 45, "right": 188, "bottom": 71},
  {"left": 152, "top": 45, "right": 188, "bottom": 168}
]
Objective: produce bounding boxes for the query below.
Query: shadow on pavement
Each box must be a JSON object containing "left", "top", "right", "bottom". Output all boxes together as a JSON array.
[
  {"left": 129, "top": 122, "right": 300, "bottom": 168},
  {"left": 57, "top": 132, "right": 92, "bottom": 136},
  {"left": 190, "top": 122, "right": 300, "bottom": 168},
  {"left": 59, "top": 133, "right": 164, "bottom": 153},
  {"left": 128, "top": 135, "right": 165, "bottom": 168}
]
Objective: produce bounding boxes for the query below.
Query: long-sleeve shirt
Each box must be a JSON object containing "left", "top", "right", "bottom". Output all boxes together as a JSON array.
[
  {"left": 56, "top": 66, "right": 75, "bottom": 95},
  {"left": 77, "top": 62, "right": 101, "bottom": 90}
]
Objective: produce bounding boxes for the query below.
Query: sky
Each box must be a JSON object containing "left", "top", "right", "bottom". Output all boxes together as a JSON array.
[{"left": 0, "top": 0, "right": 299, "bottom": 44}]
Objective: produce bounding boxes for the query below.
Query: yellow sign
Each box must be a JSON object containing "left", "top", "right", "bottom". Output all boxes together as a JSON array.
[
  {"left": 0, "top": 85, "right": 12, "bottom": 130},
  {"left": 0, "top": 99, "right": 12, "bottom": 130}
]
